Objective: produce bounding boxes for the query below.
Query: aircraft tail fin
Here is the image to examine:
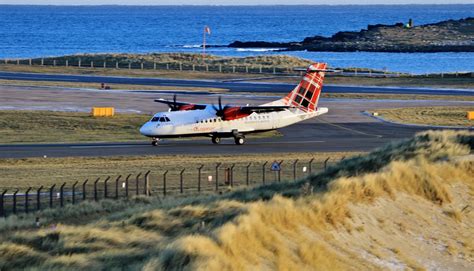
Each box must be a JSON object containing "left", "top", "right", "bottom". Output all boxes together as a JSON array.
[{"left": 281, "top": 62, "right": 327, "bottom": 112}]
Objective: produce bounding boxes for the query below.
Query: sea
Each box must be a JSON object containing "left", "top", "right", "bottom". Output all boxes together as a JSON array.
[{"left": 0, "top": 5, "right": 473, "bottom": 74}]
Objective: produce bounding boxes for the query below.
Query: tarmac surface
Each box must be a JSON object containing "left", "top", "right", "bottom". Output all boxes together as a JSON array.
[
  {"left": 0, "top": 120, "right": 428, "bottom": 159},
  {"left": 0, "top": 72, "right": 472, "bottom": 159},
  {"left": 1, "top": 71, "right": 473, "bottom": 95}
]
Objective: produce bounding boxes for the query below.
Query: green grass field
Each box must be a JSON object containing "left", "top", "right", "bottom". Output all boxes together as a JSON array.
[
  {"left": 0, "top": 110, "right": 282, "bottom": 144},
  {"left": 373, "top": 106, "right": 474, "bottom": 127}
]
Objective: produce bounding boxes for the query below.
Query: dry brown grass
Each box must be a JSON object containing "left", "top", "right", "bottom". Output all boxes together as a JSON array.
[
  {"left": 0, "top": 130, "right": 472, "bottom": 270},
  {"left": 374, "top": 106, "right": 474, "bottom": 127}
]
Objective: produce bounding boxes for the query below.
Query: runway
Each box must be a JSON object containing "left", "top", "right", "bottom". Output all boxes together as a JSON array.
[
  {"left": 0, "top": 120, "right": 435, "bottom": 159},
  {"left": 0, "top": 71, "right": 473, "bottom": 95}
]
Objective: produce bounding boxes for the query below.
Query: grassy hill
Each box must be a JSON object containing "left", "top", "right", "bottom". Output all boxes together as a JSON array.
[{"left": 0, "top": 130, "right": 472, "bottom": 270}]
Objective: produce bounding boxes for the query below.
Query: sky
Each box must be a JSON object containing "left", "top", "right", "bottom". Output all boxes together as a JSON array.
[{"left": 0, "top": 0, "right": 473, "bottom": 5}]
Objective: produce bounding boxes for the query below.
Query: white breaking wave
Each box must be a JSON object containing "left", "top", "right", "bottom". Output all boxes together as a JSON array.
[
  {"left": 236, "top": 48, "right": 282, "bottom": 52},
  {"left": 182, "top": 44, "right": 202, "bottom": 48}
]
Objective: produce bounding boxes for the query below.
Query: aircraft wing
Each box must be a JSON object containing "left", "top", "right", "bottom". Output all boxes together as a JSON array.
[
  {"left": 154, "top": 99, "right": 207, "bottom": 110},
  {"left": 239, "top": 105, "right": 292, "bottom": 113}
]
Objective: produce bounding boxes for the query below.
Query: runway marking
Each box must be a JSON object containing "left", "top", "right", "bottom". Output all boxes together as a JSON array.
[
  {"left": 316, "top": 119, "right": 383, "bottom": 138},
  {"left": 69, "top": 140, "right": 325, "bottom": 149},
  {"left": 70, "top": 145, "right": 143, "bottom": 149}
]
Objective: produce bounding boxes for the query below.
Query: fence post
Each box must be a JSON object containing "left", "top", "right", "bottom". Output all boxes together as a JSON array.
[
  {"left": 273, "top": 67, "right": 276, "bottom": 74},
  {"left": 215, "top": 163, "right": 221, "bottom": 191},
  {"left": 166, "top": 63, "right": 169, "bottom": 70},
  {"left": 12, "top": 189, "right": 19, "bottom": 215},
  {"left": 60, "top": 182, "right": 66, "bottom": 207},
  {"left": 245, "top": 66, "right": 249, "bottom": 73},
  {"left": 262, "top": 161, "right": 268, "bottom": 184},
  {"left": 25, "top": 187, "right": 32, "bottom": 214},
  {"left": 53, "top": 60, "right": 56, "bottom": 67},
  {"left": 219, "top": 64, "right": 222, "bottom": 73},
  {"left": 49, "top": 184, "right": 56, "bottom": 208},
  {"left": 82, "top": 179, "right": 88, "bottom": 201},
  {"left": 115, "top": 175, "right": 121, "bottom": 199},
  {"left": 308, "top": 158, "right": 314, "bottom": 174},
  {"left": 41, "top": 58, "right": 44, "bottom": 66},
  {"left": 116, "top": 61, "right": 119, "bottom": 69},
  {"left": 293, "top": 159, "right": 299, "bottom": 181},
  {"left": 104, "top": 176, "right": 110, "bottom": 198},
  {"left": 29, "top": 59, "right": 32, "bottom": 66},
  {"left": 206, "top": 65, "right": 209, "bottom": 72},
  {"left": 72, "top": 181, "right": 78, "bottom": 205},
  {"left": 232, "top": 66, "right": 235, "bottom": 73},
  {"left": 163, "top": 170, "right": 168, "bottom": 197},
  {"left": 144, "top": 170, "right": 151, "bottom": 196},
  {"left": 197, "top": 164, "right": 204, "bottom": 192},
  {"left": 278, "top": 160, "right": 284, "bottom": 182},
  {"left": 125, "top": 174, "right": 131, "bottom": 198},
  {"left": 94, "top": 178, "right": 100, "bottom": 201},
  {"left": 128, "top": 63, "right": 131, "bottom": 70},
  {"left": 91, "top": 61, "right": 94, "bottom": 68},
  {"left": 0, "top": 190, "right": 7, "bottom": 217},
  {"left": 179, "top": 62, "right": 182, "bottom": 71},
  {"left": 136, "top": 172, "right": 142, "bottom": 196},
  {"left": 180, "top": 169, "right": 185, "bottom": 194},
  {"left": 37, "top": 186, "right": 43, "bottom": 211},
  {"left": 246, "top": 163, "right": 251, "bottom": 186},
  {"left": 259, "top": 65, "right": 262, "bottom": 73},
  {"left": 141, "top": 62, "right": 144, "bottom": 70},
  {"left": 78, "top": 58, "right": 81, "bottom": 68},
  {"left": 192, "top": 64, "right": 195, "bottom": 71},
  {"left": 230, "top": 164, "right": 235, "bottom": 187},
  {"left": 324, "top": 157, "right": 330, "bottom": 170},
  {"left": 154, "top": 62, "right": 156, "bottom": 70}
]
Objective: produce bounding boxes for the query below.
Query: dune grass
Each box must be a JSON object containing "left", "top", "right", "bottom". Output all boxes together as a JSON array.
[
  {"left": 373, "top": 106, "right": 474, "bottom": 127},
  {"left": 0, "top": 131, "right": 472, "bottom": 270}
]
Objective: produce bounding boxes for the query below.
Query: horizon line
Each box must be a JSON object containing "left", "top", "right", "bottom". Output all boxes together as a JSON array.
[{"left": 1, "top": 3, "right": 473, "bottom": 6}]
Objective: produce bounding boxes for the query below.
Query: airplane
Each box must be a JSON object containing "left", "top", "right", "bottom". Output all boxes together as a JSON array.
[{"left": 139, "top": 62, "right": 329, "bottom": 146}]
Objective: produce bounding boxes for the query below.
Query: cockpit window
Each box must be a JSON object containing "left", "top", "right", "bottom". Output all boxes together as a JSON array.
[
  {"left": 164, "top": 117, "right": 170, "bottom": 122},
  {"left": 151, "top": 117, "right": 159, "bottom": 122},
  {"left": 159, "top": 117, "right": 166, "bottom": 122}
]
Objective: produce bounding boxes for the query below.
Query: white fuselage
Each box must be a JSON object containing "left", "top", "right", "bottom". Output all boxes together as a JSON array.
[{"left": 139, "top": 105, "right": 328, "bottom": 138}]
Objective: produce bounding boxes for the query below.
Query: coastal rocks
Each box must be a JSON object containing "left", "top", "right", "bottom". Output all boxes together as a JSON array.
[{"left": 229, "top": 17, "right": 474, "bottom": 53}]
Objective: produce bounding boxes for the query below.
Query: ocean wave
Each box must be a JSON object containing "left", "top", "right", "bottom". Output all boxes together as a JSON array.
[{"left": 182, "top": 44, "right": 202, "bottom": 48}]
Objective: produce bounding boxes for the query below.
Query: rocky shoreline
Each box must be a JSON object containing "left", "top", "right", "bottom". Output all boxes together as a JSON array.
[{"left": 228, "top": 17, "right": 474, "bottom": 53}]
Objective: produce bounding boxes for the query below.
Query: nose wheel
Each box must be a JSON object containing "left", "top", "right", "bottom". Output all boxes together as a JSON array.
[{"left": 151, "top": 138, "right": 159, "bottom": 146}]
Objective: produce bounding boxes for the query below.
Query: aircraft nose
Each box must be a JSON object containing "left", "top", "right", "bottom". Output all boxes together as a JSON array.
[{"left": 139, "top": 123, "right": 152, "bottom": 136}]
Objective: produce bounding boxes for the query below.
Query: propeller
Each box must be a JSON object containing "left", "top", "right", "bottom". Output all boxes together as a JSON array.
[
  {"left": 212, "top": 96, "right": 230, "bottom": 120},
  {"left": 168, "top": 94, "right": 180, "bottom": 111}
]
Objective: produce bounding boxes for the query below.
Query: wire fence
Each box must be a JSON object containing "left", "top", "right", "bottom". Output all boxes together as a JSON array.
[
  {"left": 0, "top": 157, "right": 343, "bottom": 217},
  {"left": 2, "top": 57, "right": 465, "bottom": 78}
]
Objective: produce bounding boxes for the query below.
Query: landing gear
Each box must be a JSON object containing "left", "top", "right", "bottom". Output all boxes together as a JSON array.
[
  {"left": 211, "top": 136, "right": 221, "bottom": 144},
  {"left": 151, "top": 138, "right": 159, "bottom": 146},
  {"left": 234, "top": 136, "right": 245, "bottom": 145}
]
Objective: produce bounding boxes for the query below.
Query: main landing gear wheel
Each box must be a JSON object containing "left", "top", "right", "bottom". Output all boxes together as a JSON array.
[
  {"left": 211, "top": 136, "right": 221, "bottom": 144},
  {"left": 151, "top": 138, "right": 159, "bottom": 146},
  {"left": 234, "top": 136, "right": 245, "bottom": 145}
]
